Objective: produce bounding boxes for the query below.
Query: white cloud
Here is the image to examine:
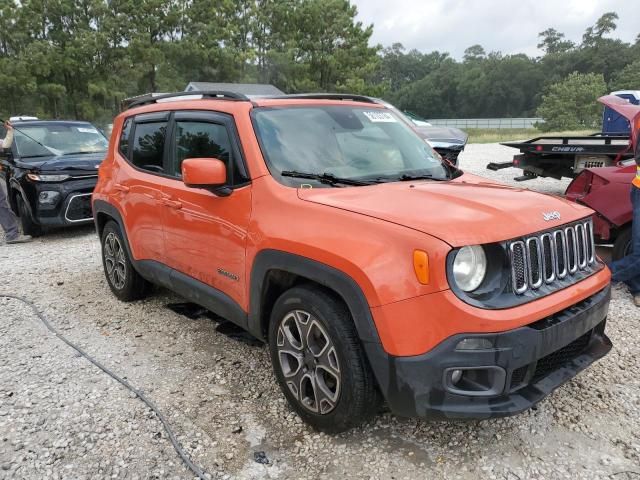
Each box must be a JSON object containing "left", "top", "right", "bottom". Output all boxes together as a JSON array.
[{"left": 352, "top": 0, "right": 639, "bottom": 58}]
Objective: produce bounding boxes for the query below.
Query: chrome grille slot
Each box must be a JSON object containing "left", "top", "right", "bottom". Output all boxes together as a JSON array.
[
  {"left": 576, "top": 223, "right": 587, "bottom": 268},
  {"left": 565, "top": 227, "right": 578, "bottom": 274},
  {"left": 553, "top": 230, "right": 568, "bottom": 279},
  {"left": 585, "top": 221, "right": 595, "bottom": 264},
  {"left": 509, "top": 219, "right": 596, "bottom": 295},
  {"left": 526, "top": 237, "right": 543, "bottom": 289},
  {"left": 541, "top": 233, "right": 556, "bottom": 283},
  {"left": 510, "top": 241, "right": 528, "bottom": 294}
]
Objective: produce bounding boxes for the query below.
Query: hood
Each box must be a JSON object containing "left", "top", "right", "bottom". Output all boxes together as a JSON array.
[
  {"left": 297, "top": 173, "right": 591, "bottom": 247},
  {"left": 17, "top": 152, "right": 106, "bottom": 172},
  {"left": 414, "top": 125, "right": 468, "bottom": 145},
  {"left": 598, "top": 94, "right": 640, "bottom": 149}
]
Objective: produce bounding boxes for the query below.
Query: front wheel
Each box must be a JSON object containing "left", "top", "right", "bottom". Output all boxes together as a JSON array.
[
  {"left": 101, "top": 221, "right": 150, "bottom": 301},
  {"left": 268, "top": 286, "right": 380, "bottom": 433},
  {"left": 612, "top": 227, "right": 632, "bottom": 262},
  {"left": 15, "top": 194, "right": 43, "bottom": 237}
]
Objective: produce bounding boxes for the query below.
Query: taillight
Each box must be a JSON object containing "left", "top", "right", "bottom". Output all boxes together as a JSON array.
[{"left": 566, "top": 171, "right": 592, "bottom": 200}]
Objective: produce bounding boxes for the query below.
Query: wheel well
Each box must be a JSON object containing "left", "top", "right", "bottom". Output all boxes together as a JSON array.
[
  {"left": 259, "top": 270, "right": 349, "bottom": 339},
  {"left": 94, "top": 212, "right": 113, "bottom": 238},
  {"left": 9, "top": 188, "right": 20, "bottom": 213}
]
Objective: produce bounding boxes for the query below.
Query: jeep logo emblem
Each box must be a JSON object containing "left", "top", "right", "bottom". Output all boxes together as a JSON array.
[{"left": 543, "top": 211, "right": 561, "bottom": 221}]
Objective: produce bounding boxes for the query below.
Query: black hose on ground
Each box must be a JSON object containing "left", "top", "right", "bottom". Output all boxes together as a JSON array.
[{"left": 0, "top": 294, "right": 211, "bottom": 480}]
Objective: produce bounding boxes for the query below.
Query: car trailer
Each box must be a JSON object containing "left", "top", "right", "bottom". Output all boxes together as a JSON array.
[{"left": 488, "top": 134, "right": 633, "bottom": 181}]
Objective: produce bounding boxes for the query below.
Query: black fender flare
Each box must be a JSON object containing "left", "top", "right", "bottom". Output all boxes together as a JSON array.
[
  {"left": 92, "top": 199, "right": 136, "bottom": 265},
  {"left": 8, "top": 178, "right": 30, "bottom": 216},
  {"left": 248, "top": 249, "right": 381, "bottom": 345}
]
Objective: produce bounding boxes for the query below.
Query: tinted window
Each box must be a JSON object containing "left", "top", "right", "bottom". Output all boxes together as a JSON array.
[
  {"left": 171, "top": 122, "right": 232, "bottom": 178},
  {"left": 119, "top": 119, "right": 131, "bottom": 157},
  {"left": 131, "top": 122, "right": 167, "bottom": 173}
]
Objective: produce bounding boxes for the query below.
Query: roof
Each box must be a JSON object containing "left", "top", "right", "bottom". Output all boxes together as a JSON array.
[
  {"left": 123, "top": 91, "right": 386, "bottom": 111},
  {"left": 12, "top": 120, "right": 95, "bottom": 127},
  {"left": 185, "top": 82, "right": 284, "bottom": 98},
  {"left": 610, "top": 90, "right": 640, "bottom": 101}
]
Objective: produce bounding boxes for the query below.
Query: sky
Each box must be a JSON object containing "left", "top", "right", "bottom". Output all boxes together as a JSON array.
[{"left": 351, "top": 0, "right": 640, "bottom": 58}]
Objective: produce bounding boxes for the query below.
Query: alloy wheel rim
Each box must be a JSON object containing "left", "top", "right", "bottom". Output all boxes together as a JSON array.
[
  {"left": 276, "top": 309, "right": 341, "bottom": 415},
  {"left": 104, "top": 232, "right": 127, "bottom": 290}
]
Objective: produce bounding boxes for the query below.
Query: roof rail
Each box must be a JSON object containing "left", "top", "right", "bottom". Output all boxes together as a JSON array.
[
  {"left": 270, "top": 93, "right": 377, "bottom": 103},
  {"left": 127, "top": 90, "right": 250, "bottom": 109}
]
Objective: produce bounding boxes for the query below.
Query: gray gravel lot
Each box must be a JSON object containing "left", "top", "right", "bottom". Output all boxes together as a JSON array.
[{"left": 1, "top": 143, "right": 639, "bottom": 479}]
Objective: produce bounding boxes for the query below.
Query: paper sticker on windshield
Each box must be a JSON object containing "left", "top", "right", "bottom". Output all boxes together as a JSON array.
[
  {"left": 77, "top": 127, "right": 98, "bottom": 134},
  {"left": 363, "top": 111, "right": 397, "bottom": 123}
]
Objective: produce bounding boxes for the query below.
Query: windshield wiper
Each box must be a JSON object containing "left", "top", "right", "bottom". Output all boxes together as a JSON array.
[
  {"left": 375, "top": 173, "right": 448, "bottom": 182},
  {"left": 63, "top": 151, "right": 103, "bottom": 156},
  {"left": 281, "top": 170, "right": 375, "bottom": 187},
  {"left": 399, "top": 174, "right": 441, "bottom": 181}
]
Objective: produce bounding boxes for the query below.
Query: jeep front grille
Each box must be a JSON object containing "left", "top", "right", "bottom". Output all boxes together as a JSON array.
[{"left": 509, "top": 219, "right": 596, "bottom": 295}]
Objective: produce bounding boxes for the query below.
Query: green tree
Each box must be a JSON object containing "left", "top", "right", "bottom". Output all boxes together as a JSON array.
[
  {"left": 582, "top": 12, "right": 618, "bottom": 47},
  {"left": 612, "top": 60, "right": 640, "bottom": 90},
  {"left": 463, "top": 45, "right": 486, "bottom": 62},
  {"left": 537, "top": 28, "right": 574, "bottom": 54},
  {"left": 536, "top": 72, "right": 607, "bottom": 131}
]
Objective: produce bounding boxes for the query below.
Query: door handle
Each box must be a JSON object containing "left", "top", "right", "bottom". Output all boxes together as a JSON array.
[
  {"left": 162, "top": 199, "right": 183, "bottom": 209},
  {"left": 113, "top": 184, "right": 130, "bottom": 193}
]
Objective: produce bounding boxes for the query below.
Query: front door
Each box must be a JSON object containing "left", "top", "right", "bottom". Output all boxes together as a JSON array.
[
  {"left": 161, "top": 111, "right": 252, "bottom": 308},
  {"left": 111, "top": 113, "right": 169, "bottom": 263}
]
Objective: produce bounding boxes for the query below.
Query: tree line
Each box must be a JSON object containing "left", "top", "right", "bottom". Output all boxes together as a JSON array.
[{"left": 0, "top": 1, "right": 638, "bottom": 128}]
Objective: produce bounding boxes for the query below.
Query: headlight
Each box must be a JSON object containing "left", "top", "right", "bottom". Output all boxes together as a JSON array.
[
  {"left": 453, "top": 245, "right": 487, "bottom": 292},
  {"left": 27, "top": 173, "right": 70, "bottom": 182}
]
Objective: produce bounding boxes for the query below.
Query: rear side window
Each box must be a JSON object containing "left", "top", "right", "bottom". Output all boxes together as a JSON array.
[
  {"left": 171, "top": 122, "right": 232, "bottom": 178},
  {"left": 119, "top": 119, "right": 131, "bottom": 157},
  {"left": 131, "top": 122, "right": 167, "bottom": 174}
]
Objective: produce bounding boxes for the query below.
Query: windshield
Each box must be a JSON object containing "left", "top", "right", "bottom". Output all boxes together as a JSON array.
[
  {"left": 252, "top": 106, "right": 451, "bottom": 187},
  {"left": 13, "top": 123, "right": 108, "bottom": 159}
]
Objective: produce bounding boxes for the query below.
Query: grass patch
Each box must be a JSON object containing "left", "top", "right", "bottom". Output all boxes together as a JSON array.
[{"left": 466, "top": 128, "right": 597, "bottom": 144}]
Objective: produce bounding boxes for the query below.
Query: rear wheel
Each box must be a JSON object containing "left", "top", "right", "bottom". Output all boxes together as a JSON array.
[
  {"left": 612, "top": 227, "right": 632, "bottom": 261},
  {"left": 101, "top": 221, "right": 150, "bottom": 301},
  {"left": 268, "top": 285, "right": 380, "bottom": 433},
  {"left": 15, "top": 194, "right": 43, "bottom": 237}
]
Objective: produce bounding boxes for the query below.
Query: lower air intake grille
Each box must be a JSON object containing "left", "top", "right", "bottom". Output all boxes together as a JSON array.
[{"left": 531, "top": 331, "right": 592, "bottom": 382}]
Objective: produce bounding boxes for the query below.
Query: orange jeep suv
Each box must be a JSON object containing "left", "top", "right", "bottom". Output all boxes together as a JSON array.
[{"left": 93, "top": 92, "right": 612, "bottom": 432}]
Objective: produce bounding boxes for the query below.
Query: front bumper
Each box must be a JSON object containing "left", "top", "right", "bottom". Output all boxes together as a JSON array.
[
  {"left": 365, "top": 286, "right": 611, "bottom": 419},
  {"left": 28, "top": 178, "right": 97, "bottom": 227}
]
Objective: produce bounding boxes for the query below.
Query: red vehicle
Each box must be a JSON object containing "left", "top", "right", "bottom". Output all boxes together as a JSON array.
[
  {"left": 566, "top": 160, "right": 635, "bottom": 259},
  {"left": 566, "top": 96, "right": 640, "bottom": 260}
]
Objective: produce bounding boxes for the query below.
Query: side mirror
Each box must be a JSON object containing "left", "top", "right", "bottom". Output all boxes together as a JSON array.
[{"left": 181, "top": 158, "right": 230, "bottom": 196}]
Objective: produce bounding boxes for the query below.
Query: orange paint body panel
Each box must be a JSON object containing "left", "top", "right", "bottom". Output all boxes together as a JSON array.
[
  {"left": 372, "top": 266, "right": 610, "bottom": 356},
  {"left": 94, "top": 96, "right": 610, "bottom": 358},
  {"left": 93, "top": 93, "right": 613, "bottom": 422}
]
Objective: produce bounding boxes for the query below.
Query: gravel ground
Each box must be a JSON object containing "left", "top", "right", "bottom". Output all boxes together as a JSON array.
[{"left": 1, "top": 143, "right": 639, "bottom": 480}]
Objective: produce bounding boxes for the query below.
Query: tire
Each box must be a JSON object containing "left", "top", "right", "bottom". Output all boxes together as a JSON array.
[
  {"left": 15, "top": 194, "right": 43, "bottom": 237},
  {"left": 612, "top": 227, "right": 632, "bottom": 261},
  {"left": 100, "top": 220, "right": 150, "bottom": 301},
  {"left": 268, "top": 285, "right": 380, "bottom": 433}
]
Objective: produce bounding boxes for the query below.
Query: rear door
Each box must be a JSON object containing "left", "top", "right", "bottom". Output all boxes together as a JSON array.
[
  {"left": 110, "top": 112, "right": 169, "bottom": 262},
  {"left": 160, "top": 110, "right": 252, "bottom": 308}
]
